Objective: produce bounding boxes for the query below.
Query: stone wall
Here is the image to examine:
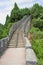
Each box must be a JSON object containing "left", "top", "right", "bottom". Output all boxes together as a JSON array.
[{"left": 24, "top": 37, "right": 38, "bottom": 65}]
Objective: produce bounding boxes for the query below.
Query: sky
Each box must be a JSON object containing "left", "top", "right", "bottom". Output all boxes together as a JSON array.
[{"left": 0, "top": 0, "right": 43, "bottom": 24}]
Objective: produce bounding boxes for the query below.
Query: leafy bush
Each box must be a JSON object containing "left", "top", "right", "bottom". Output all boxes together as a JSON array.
[
  {"left": 30, "top": 27, "right": 43, "bottom": 65},
  {"left": 31, "top": 39, "right": 43, "bottom": 65},
  {"left": 21, "top": 8, "right": 30, "bottom": 16},
  {"left": 10, "top": 10, "right": 23, "bottom": 22},
  {"left": 30, "top": 27, "right": 40, "bottom": 33},
  {"left": 40, "top": 13, "right": 43, "bottom": 19},
  {"left": 0, "top": 23, "right": 12, "bottom": 39},
  {"left": 32, "top": 18, "right": 43, "bottom": 30},
  {"left": 30, "top": 27, "right": 43, "bottom": 39},
  {"left": 31, "top": 3, "right": 43, "bottom": 18}
]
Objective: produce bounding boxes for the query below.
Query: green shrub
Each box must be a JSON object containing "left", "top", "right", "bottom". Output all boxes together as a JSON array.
[
  {"left": 10, "top": 10, "right": 23, "bottom": 22},
  {"left": 30, "top": 27, "right": 43, "bottom": 39},
  {"left": 40, "top": 13, "right": 43, "bottom": 19},
  {"left": 30, "top": 27, "right": 43, "bottom": 65},
  {"left": 0, "top": 23, "right": 12, "bottom": 39},
  {"left": 32, "top": 18, "right": 43, "bottom": 29},
  {"left": 30, "top": 27, "right": 40, "bottom": 33},
  {"left": 31, "top": 39, "right": 43, "bottom": 65}
]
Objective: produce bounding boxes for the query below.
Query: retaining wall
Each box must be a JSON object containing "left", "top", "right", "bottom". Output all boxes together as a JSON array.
[{"left": 24, "top": 17, "right": 38, "bottom": 65}]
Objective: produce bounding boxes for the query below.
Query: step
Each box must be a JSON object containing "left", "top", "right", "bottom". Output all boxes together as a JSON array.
[
  {"left": 8, "top": 46, "right": 16, "bottom": 48},
  {"left": 9, "top": 40, "right": 16, "bottom": 44},
  {"left": 26, "top": 48, "right": 38, "bottom": 65},
  {"left": 8, "top": 43, "right": 16, "bottom": 45},
  {"left": 17, "top": 46, "right": 25, "bottom": 48},
  {"left": 17, "top": 45, "right": 25, "bottom": 47}
]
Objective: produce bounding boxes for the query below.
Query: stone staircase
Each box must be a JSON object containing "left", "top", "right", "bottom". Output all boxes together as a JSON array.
[
  {"left": 17, "top": 29, "right": 25, "bottom": 48},
  {"left": 8, "top": 28, "right": 25, "bottom": 48},
  {"left": 8, "top": 31, "right": 18, "bottom": 48}
]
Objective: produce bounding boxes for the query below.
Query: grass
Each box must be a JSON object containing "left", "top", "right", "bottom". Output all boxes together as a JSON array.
[{"left": 30, "top": 27, "right": 43, "bottom": 65}]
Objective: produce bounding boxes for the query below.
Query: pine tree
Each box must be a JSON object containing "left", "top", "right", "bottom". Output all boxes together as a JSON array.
[{"left": 14, "top": 3, "right": 19, "bottom": 10}]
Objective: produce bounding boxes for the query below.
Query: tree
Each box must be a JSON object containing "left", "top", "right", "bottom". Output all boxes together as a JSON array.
[
  {"left": 0, "top": 24, "right": 3, "bottom": 39},
  {"left": 13, "top": 3, "right": 19, "bottom": 10},
  {"left": 10, "top": 3, "right": 20, "bottom": 22},
  {"left": 30, "top": 3, "right": 42, "bottom": 18},
  {"left": 5, "top": 15, "right": 9, "bottom": 25},
  {"left": 32, "top": 18, "right": 43, "bottom": 30}
]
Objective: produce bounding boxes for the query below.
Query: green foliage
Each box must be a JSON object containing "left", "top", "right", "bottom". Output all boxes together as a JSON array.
[
  {"left": 30, "top": 27, "right": 43, "bottom": 65},
  {"left": 13, "top": 3, "right": 19, "bottom": 10},
  {"left": 30, "top": 3, "right": 43, "bottom": 30},
  {"left": 40, "top": 13, "right": 43, "bottom": 19},
  {"left": 10, "top": 4, "right": 30, "bottom": 23},
  {"left": 31, "top": 3, "right": 43, "bottom": 18},
  {"left": 30, "top": 27, "right": 43, "bottom": 39},
  {"left": 0, "top": 23, "right": 12, "bottom": 39},
  {"left": 21, "top": 8, "right": 30, "bottom": 16},
  {"left": 30, "top": 3, "right": 43, "bottom": 65},
  {"left": 32, "top": 18, "right": 43, "bottom": 29},
  {"left": 10, "top": 2, "right": 20, "bottom": 22},
  {"left": 31, "top": 39, "right": 43, "bottom": 65},
  {"left": 30, "top": 27, "right": 40, "bottom": 33},
  {"left": 0, "top": 24, "right": 4, "bottom": 39},
  {"left": 5, "top": 15, "right": 10, "bottom": 26},
  {"left": 10, "top": 10, "right": 23, "bottom": 22},
  {"left": 0, "top": 29, "right": 3, "bottom": 39},
  {"left": 0, "top": 24, "right": 4, "bottom": 29}
]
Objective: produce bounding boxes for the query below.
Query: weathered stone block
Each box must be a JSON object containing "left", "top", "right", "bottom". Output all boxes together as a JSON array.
[{"left": 26, "top": 48, "right": 38, "bottom": 65}]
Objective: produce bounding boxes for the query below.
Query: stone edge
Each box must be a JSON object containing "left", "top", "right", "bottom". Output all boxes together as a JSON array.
[{"left": 24, "top": 37, "right": 38, "bottom": 65}]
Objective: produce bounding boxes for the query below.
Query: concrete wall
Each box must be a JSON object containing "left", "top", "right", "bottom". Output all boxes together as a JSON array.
[
  {"left": 24, "top": 16, "right": 31, "bottom": 36},
  {"left": 24, "top": 37, "right": 38, "bottom": 65}
]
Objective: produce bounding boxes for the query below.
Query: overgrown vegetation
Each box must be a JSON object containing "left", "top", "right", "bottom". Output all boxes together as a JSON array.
[
  {"left": 0, "top": 3, "right": 30, "bottom": 39},
  {"left": 30, "top": 3, "right": 43, "bottom": 65}
]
